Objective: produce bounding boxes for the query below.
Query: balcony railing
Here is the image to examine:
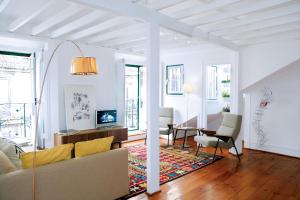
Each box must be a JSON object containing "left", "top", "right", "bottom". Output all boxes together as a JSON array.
[
  {"left": 0, "top": 103, "right": 33, "bottom": 139},
  {"left": 125, "top": 99, "right": 139, "bottom": 131}
]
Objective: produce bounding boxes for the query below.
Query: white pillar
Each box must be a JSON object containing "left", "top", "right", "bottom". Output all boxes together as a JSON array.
[
  {"left": 146, "top": 22, "right": 160, "bottom": 194},
  {"left": 229, "top": 51, "right": 242, "bottom": 155}
]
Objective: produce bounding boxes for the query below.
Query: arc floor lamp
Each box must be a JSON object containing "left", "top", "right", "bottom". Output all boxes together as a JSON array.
[{"left": 32, "top": 40, "right": 98, "bottom": 200}]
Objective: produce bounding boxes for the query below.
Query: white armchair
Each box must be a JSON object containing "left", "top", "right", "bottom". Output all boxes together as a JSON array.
[{"left": 194, "top": 113, "right": 242, "bottom": 160}]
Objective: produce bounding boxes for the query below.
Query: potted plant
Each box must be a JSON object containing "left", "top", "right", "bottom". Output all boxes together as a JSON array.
[
  {"left": 221, "top": 79, "right": 230, "bottom": 83},
  {"left": 222, "top": 91, "right": 230, "bottom": 98}
]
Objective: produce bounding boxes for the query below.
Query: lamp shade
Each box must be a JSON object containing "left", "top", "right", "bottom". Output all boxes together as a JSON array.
[
  {"left": 183, "top": 83, "right": 195, "bottom": 94},
  {"left": 70, "top": 57, "right": 98, "bottom": 75}
]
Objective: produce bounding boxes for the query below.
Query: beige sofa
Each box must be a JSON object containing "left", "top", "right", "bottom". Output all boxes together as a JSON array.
[{"left": 0, "top": 148, "right": 129, "bottom": 200}]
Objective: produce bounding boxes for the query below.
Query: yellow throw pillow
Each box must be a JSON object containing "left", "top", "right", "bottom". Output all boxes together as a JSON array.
[
  {"left": 21, "top": 143, "right": 74, "bottom": 169},
  {"left": 75, "top": 136, "right": 114, "bottom": 158},
  {"left": 0, "top": 150, "right": 17, "bottom": 174}
]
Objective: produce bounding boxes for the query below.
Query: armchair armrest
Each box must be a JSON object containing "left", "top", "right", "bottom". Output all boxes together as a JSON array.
[
  {"left": 167, "top": 124, "right": 175, "bottom": 130},
  {"left": 200, "top": 129, "right": 216, "bottom": 136},
  {"left": 214, "top": 135, "right": 231, "bottom": 143}
]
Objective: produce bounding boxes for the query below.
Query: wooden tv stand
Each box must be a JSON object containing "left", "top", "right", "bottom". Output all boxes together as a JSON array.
[{"left": 54, "top": 126, "right": 128, "bottom": 148}]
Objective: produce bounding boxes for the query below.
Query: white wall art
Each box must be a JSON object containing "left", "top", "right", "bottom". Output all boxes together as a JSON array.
[
  {"left": 253, "top": 87, "right": 273, "bottom": 146},
  {"left": 64, "top": 85, "right": 96, "bottom": 130}
]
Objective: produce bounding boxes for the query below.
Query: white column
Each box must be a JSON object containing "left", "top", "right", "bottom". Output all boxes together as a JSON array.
[
  {"left": 229, "top": 51, "right": 242, "bottom": 154},
  {"left": 146, "top": 22, "right": 160, "bottom": 194}
]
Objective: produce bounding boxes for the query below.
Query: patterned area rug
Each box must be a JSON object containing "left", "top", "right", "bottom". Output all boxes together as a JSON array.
[{"left": 126, "top": 145, "right": 222, "bottom": 198}]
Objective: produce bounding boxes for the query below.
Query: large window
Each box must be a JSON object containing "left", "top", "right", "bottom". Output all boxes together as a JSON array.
[
  {"left": 207, "top": 66, "right": 217, "bottom": 100},
  {"left": 166, "top": 64, "right": 184, "bottom": 95},
  {"left": 0, "top": 51, "right": 35, "bottom": 141}
]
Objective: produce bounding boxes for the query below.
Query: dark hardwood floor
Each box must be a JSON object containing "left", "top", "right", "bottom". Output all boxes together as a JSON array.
[{"left": 124, "top": 137, "right": 300, "bottom": 200}]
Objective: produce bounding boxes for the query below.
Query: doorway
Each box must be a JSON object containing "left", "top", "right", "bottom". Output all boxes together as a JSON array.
[
  {"left": 125, "top": 64, "right": 141, "bottom": 131},
  {"left": 0, "top": 50, "right": 36, "bottom": 145},
  {"left": 205, "top": 64, "right": 231, "bottom": 130}
]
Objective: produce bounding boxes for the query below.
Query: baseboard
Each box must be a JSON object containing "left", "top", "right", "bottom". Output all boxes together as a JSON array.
[{"left": 244, "top": 141, "right": 300, "bottom": 158}]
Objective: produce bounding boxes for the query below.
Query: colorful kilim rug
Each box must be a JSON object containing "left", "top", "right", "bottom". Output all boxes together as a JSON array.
[{"left": 126, "top": 145, "right": 222, "bottom": 198}]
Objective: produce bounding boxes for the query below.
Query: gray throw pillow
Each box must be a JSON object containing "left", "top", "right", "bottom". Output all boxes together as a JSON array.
[{"left": 0, "top": 138, "right": 21, "bottom": 169}]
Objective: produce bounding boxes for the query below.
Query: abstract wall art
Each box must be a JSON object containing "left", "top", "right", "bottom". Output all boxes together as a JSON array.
[
  {"left": 253, "top": 87, "right": 273, "bottom": 146},
  {"left": 64, "top": 85, "right": 96, "bottom": 130}
]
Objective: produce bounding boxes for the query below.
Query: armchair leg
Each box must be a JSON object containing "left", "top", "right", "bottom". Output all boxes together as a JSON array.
[
  {"left": 231, "top": 137, "right": 241, "bottom": 161},
  {"left": 167, "top": 134, "right": 170, "bottom": 146},
  {"left": 173, "top": 129, "right": 178, "bottom": 145},
  {"left": 213, "top": 139, "right": 220, "bottom": 160},
  {"left": 144, "top": 135, "right": 147, "bottom": 145},
  {"left": 219, "top": 147, "right": 223, "bottom": 153},
  {"left": 195, "top": 144, "right": 200, "bottom": 156}
]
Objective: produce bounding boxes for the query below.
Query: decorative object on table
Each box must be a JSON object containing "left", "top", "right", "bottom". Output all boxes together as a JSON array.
[
  {"left": 31, "top": 41, "right": 98, "bottom": 200},
  {"left": 166, "top": 64, "right": 184, "bottom": 95},
  {"left": 194, "top": 113, "right": 242, "bottom": 161},
  {"left": 126, "top": 144, "right": 222, "bottom": 198},
  {"left": 253, "top": 87, "right": 273, "bottom": 146},
  {"left": 222, "top": 105, "right": 230, "bottom": 112},
  {"left": 64, "top": 84, "right": 96, "bottom": 130}
]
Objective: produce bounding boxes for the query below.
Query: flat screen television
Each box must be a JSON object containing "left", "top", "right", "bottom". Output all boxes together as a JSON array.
[{"left": 96, "top": 110, "right": 117, "bottom": 127}]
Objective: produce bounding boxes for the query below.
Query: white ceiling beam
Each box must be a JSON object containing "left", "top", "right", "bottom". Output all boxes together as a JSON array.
[
  {"left": 175, "top": 0, "right": 241, "bottom": 20},
  {"left": 70, "top": 0, "right": 237, "bottom": 50},
  {"left": 50, "top": 10, "right": 103, "bottom": 38},
  {"left": 100, "top": 32, "right": 146, "bottom": 47},
  {"left": 0, "top": 0, "right": 10, "bottom": 13},
  {"left": 234, "top": 30, "right": 300, "bottom": 46},
  {"left": 150, "top": 0, "right": 186, "bottom": 10},
  {"left": 69, "top": 17, "right": 131, "bottom": 40},
  {"left": 215, "top": 13, "right": 300, "bottom": 37},
  {"left": 8, "top": 1, "right": 55, "bottom": 32},
  {"left": 87, "top": 23, "right": 146, "bottom": 44},
  {"left": 31, "top": 3, "right": 84, "bottom": 35},
  {"left": 199, "top": 3, "right": 300, "bottom": 31},
  {"left": 191, "top": 0, "right": 292, "bottom": 26},
  {"left": 225, "top": 22, "right": 300, "bottom": 41}
]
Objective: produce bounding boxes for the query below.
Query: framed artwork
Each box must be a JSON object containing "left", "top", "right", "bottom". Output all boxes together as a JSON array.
[
  {"left": 64, "top": 85, "right": 96, "bottom": 130},
  {"left": 166, "top": 64, "right": 184, "bottom": 95}
]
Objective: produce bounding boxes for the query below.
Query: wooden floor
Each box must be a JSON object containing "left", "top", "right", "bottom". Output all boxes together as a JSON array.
[{"left": 124, "top": 137, "right": 300, "bottom": 200}]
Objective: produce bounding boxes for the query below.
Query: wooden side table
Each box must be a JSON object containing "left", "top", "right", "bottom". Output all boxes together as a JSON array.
[{"left": 173, "top": 127, "right": 202, "bottom": 148}]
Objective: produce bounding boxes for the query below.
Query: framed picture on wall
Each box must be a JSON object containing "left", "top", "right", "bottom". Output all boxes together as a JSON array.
[
  {"left": 64, "top": 85, "right": 96, "bottom": 130},
  {"left": 166, "top": 64, "right": 184, "bottom": 95}
]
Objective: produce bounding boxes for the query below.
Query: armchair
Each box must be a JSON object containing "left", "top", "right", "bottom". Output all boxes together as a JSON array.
[
  {"left": 194, "top": 113, "right": 242, "bottom": 161},
  {"left": 145, "top": 107, "right": 174, "bottom": 146}
]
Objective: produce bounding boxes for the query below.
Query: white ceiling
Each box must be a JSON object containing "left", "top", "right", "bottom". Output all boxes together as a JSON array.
[{"left": 0, "top": 0, "right": 299, "bottom": 54}]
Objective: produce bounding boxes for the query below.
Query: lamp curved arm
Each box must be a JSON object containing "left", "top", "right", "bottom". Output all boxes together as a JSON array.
[{"left": 31, "top": 40, "right": 85, "bottom": 200}]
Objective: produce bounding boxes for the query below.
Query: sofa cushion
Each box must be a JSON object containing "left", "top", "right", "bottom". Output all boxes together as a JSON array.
[
  {"left": 20, "top": 143, "right": 74, "bottom": 169},
  {"left": 0, "top": 138, "right": 21, "bottom": 169},
  {"left": 75, "top": 136, "right": 114, "bottom": 158},
  {"left": 0, "top": 150, "right": 17, "bottom": 174}
]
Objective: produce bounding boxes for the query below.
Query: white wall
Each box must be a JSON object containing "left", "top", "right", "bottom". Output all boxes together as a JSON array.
[
  {"left": 240, "top": 39, "right": 300, "bottom": 90},
  {"left": 161, "top": 47, "right": 238, "bottom": 138},
  {"left": 42, "top": 41, "right": 117, "bottom": 147},
  {"left": 243, "top": 59, "right": 300, "bottom": 157}
]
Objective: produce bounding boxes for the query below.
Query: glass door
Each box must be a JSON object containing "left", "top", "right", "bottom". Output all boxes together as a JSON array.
[
  {"left": 0, "top": 51, "right": 36, "bottom": 143},
  {"left": 125, "top": 65, "right": 140, "bottom": 131}
]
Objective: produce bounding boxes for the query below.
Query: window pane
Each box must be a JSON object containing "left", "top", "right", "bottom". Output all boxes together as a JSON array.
[{"left": 166, "top": 64, "right": 183, "bottom": 95}]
